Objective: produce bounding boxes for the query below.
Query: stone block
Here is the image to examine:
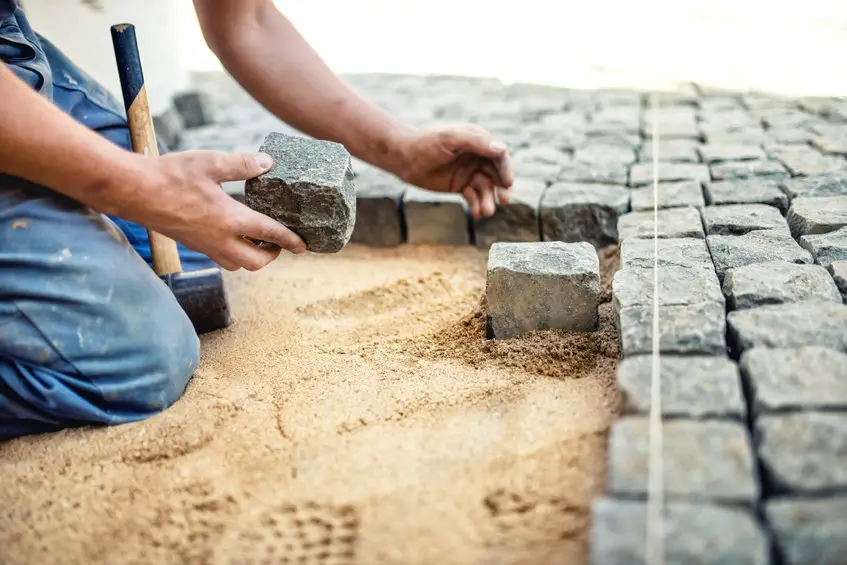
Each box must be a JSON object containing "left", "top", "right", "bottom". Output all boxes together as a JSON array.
[
  {"left": 766, "top": 496, "right": 847, "bottom": 565},
  {"left": 723, "top": 261, "right": 841, "bottom": 310},
  {"left": 698, "top": 144, "right": 766, "bottom": 163},
  {"left": 607, "top": 417, "right": 759, "bottom": 503},
  {"left": 756, "top": 412, "right": 847, "bottom": 493},
  {"left": 473, "top": 178, "right": 544, "bottom": 249},
  {"left": 707, "top": 230, "right": 813, "bottom": 281},
  {"left": 617, "top": 300, "right": 727, "bottom": 357},
  {"left": 245, "top": 132, "right": 356, "bottom": 253},
  {"left": 617, "top": 355, "right": 745, "bottom": 419},
  {"left": 617, "top": 207, "right": 704, "bottom": 241},
  {"left": 613, "top": 265, "right": 723, "bottom": 312},
  {"left": 403, "top": 188, "right": 470, "bottom": 245},
  {"left": 573, "top": 144, "right": 636, "bottom": 166},
  {"left": 629, "top": 180, "right": 705, "bottom": 211},
  {"left": 703, "top": 203, "right": 788, "bottom": 236},
  {"left": 768, "top": 128, "right": 816, "bottom": 145},
  {"left": 709, "top": 159, "right": 790, "bottom": 181},
  {"left": 485, "top": 242, "right": 600, "bottom": 339},
  {"left": 636, "top": 140, "right": 699, "bottom": 163},
  {"left": 629, "top": 163, "right": 710, "bottom": 187},
  {"left": 173, "top": 90, "right": 215, "bottom": 129},
  {"left": 741, "top": 346, "right": 847, "bottom": 414},
  {"left": 540, "top": 182, "right": 630, "bottom": 248},
  {"left": 799, "top": 226, "right": 847, "bottom": 269},
  {"left": 705, "top": 179, "right": 789, "bottom": 212},
  {"left": 643, "top": 117, "right": 701, "bottom": 140},
  {"left": 787, "top": 196, "right": 847, "bottom": 238},
  {"left": 830, "top": 260, "right": 847, "bottom": 303},
  {"left": 705, "top": 131, "right": 770, "bottom": 145},
  {"left": 620, "top": 237, "right": 714, "bottom": 270},
  {"left": 727, "top": 301, "right": 847, "bottom": 354},
  {"left": 350, "top": 168, "right": 405, "bottom": 247},
  {"left": 768, "top": 144, "right": 847, "bottom": 176},
  {"left": 152, "top": 106, "right": 183, "bottom": 151},
  {"left": 781, "top": 175, "right": 847, "bottom": 199},
  {"left": 812, "top": 135, "right": 847, "bottom": 156},
  {"left": 589, "top": 498, "right": 768, "bottom": 565},
  {"left": 556, "top": 162, "right": 629, "bottom": 185}
]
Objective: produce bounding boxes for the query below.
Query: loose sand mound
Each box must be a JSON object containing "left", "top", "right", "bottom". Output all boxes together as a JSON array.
[{"left": 0, "top": 244, "right": 621, "bottom": 565}]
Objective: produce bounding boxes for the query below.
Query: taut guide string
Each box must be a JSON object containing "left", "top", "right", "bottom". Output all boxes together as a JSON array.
[{"left": 645, "top": 91, "right": 665, "bottom": 565}]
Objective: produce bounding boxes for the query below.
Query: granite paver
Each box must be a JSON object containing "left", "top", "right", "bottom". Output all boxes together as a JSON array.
[
  {"left": 620, "top": 237, "right": 714, "bottom": 270},
  {"left": 403, "top": 188, "right": 470, "bottom": 245},
  {"left": 709, "top": 159, "right": 790, "bottom": 181},
  {"left": 705, "top": 178, "right": 790, "bottom": 212},
  {"left": 766, "top": 496, "right": 847, "bottom": 565},
  {"left": 787, "top": 196, "right": 847, "bottom": 238},
  {"left": 350, "top": 166, "right": 406, "bottom": 247},
  {"left": 698, "top": 144, "right": 766, "bottom": 163},
  {"left": 727, "top": 301, "right": 847, "bottom": 355},
  {"left": 798, "top": 226, "right": 847, "bottom": 268},
  {"left": 722, "top": 261, "right": 841, "bottom": 310},
  {"left": 830, "top": 260, "right": 847, "bottom": 303},
  {"left": 781, "top": 175, "right": 847, "bottom": 198},
  {"left": 473, "top": 178, "right": 544, "bottom": 249},
  {"left": 702, "top": 203, "right": 789, "bottom": 236},
  {"left": 617, "top": 300, "right": 727, "bottom": 357},
  {"left": 616, "top": 207, "right": 704, "bottom": 241},
  {"left": 629, "top": 163, "right": 710, "bottom": 187},
  {"left": 540, "top": 182, "right": 630, "bottom": 247},
  {"left": 629, "top": 180, "right": 705, "bottom": 211},
  {"left": 708, "top": 229, "right": 813, "bottom": 281}
]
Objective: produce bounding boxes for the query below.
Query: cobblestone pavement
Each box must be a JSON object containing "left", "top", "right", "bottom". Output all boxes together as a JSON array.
[{"left": 174, "top": 71, "right": 847, "bottom": 564}]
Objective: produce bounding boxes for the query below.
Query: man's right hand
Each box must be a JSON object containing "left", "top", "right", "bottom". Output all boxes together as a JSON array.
[{"left": 115, "top": 150, "right": 307, "bottom": 272}]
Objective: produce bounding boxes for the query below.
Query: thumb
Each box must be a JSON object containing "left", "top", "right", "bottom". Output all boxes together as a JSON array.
[
  {"left": 440, "top": 127, "right": 508, "bottom": 160},
  {"left": 210, "top": 151, "right": 275, "bottom": 182}
]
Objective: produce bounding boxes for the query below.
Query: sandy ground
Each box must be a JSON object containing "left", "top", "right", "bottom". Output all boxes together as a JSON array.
[{"left": 0, "top": 244, "right": 621, "bottom": 565}]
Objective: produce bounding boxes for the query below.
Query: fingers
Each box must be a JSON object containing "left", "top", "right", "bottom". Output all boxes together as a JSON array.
[
  {"left": 220, "top": 237, "right": 284, "bottom": 272},
  {"left": 235, "top": 206, "right": 308, "bottom": 254},
  {"left": 439, "top": 124, "right": 509, "bottom": 161},
  {"left": 469, "top": 172, "right": 497, "bottom": 218},
  {"left": 202, "top": 151, "right": 275, "bottom": 183},
  {"left": 463, "top": 186, "right": 481, "bottom": 218},
  {"left": 480, "top": 161, "right": 511, "bottom": 204}
]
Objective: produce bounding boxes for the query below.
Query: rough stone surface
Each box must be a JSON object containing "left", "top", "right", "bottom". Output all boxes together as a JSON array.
[
  {"left": 698, "top": 144, "right": 766, "bottom": 163},
  {"left": 473, "top": 178, "right": 544, "bottom": 249},
  {"left": 617, "top": 355, "right": 745, "bottom": 419},
  {"left": 741, "top": 346, "right": 847, "bottom": 414},
  {"left": 620, "top": 237, "right": 714, "bottom": 270},
  {"left": 485, "top": 242, "right": 600, "bottom": 339},
  {"left": 781, "top": 175, "right": 847, "bottom": 198},
  {"left": 152, "top": 106, "right": 183, "bottom": 150},
  {"left": 705, "top": 178, "right": 790, "bottom": 212},
  {"left": 403, "top": 188, "right": 470, "bottom": 245},
  {"left": 768, "top": 144, "right": 847, "bottom": 177},
  {"left": 637, "top": 140, "right": 699, "bottom": 162},
  {"left": 707, "top": 229, "right": 814, "bottom": 281},
  {"left": 799, "top": 226, "right": 847, "bottom": 268},
  {"left": 830, "top": 260, "right": 847, "bottom": 303},
  {"left": 540, "top": 182, "right": 630, "bottom": 248},
  {"left": 173, "top": 90, "right": 215, "bottom": 128},
  {"left": 703, "top": 203, "right": 789, "bottom": 236},
  {"left": 766, "top": 496, "right": 847, "bottom": 565},
  {"left": 350, "top": 167, "right": 405, "bottom": 247},
  {"left": 617, "top": 207, "right": 704, "bottom": 241},
  {"left": 727, "top": 301, "right": 847, "bottom": 354},
  {"left": 245, "top": 132, "right": 356, "bottom": 253},
  {"left": 756, "top": 412, "right": 847, "bottom": 494},
  {"left": 629, "top": 180, "right": 705, "bottom": 211},
  {"left": 589, "top": 498, "right": 768, "bottom": 565},
  {"left": 629, "top": 163, "right": 710, "bottom": 187},
  {"left": 723, "top": 261, "right": 841, "bottom": 310},
  {"left": 613, "top": 265, "right": 723, "bottom": 312},
  {"left": 709, "top": 159, "right": 790, "bottom": 181},
  {"left": 617, "top": 300, "right": 727, "bottom": 357},
  {"left": 607, "top": 417, "right": 759, "bottom": 503},
  {"left": 556, "top": 162, "right": 628, "bottom": 185},
  {"left": 788, "top": 196, "right": 847, "bottom": 238}
]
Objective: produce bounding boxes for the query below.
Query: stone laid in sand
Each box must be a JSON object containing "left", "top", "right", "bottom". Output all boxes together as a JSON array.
[
  {"left": 540, "top": 182, "right": 630, "bottom": 248},
  {"left": 637, "top": 140, "right": 699, "bottom": 163},
  {"left": 589, "top": 497, "right": 768, "bottom": 565},
  {"left": 556, "top": 162, "right": 629, "bottom": 186},
  {"left": 616, "top": 207, "right": 704, "bottom": 241},
  {"left": 722, "top": 261, "right": 841, "bottom": 310},
  {"left": 727, "top": 301, "right": 847, "bottom": 355},
  {"left": 606, "top": 416, "right": 759, "bottom": 504},
  {"left": 707, "top": 229, "right": 813, "bottom": 282},
  {"left": 485, "top": 241, "right": 600, "bottom": 339},
  {"left": 173, "top": 90, "right": 215, "bottom": 129},
  {"left": 629, "top": 163, "right": 710, "bottom": 187},
  {"left": 620, "top": 237, "right": 714, "bottom": 271},
  {"left": 799, "top": 226, "right": 847, "bottom": 269},
  {"left": 709, "top": 159, "right": 790, "bottom": 182},
  {"left": 473, "top": 178, "right": 545, "bottom": 249},
  {"left": 402, "top": 188, "right": 470, "bottom": 245},
  {"left": 705, "top": 178, "right": 789, "bottom": 212},
  {"left": 245, "top": 132, "right": 356, "bottom": 253},
  {"left": 756, "top": 412, "right": 847, "bottom": 494},
  {"left": 613, "top": 265, "right": 723, "bottom": 312},
  {"left": 697, "top": 144, "right": 766, "bottom": 163},
  {"left": 768, "top": 144, "right": 847, "bottom": 177},
  {"left": 781, "top": 175, "right": 847, "bottom": 199},
  {"left": 741, "top": 346, "right": 847, "bottom": 414},
  {"left": 350, "top": 167, "right": 405, "bottom": 247},
  {"left": 787, "top": 196, "right": 847, "bottom": 238},
  {"left": 617, "top": 355, "right": 745, "bottom": 419},
  {"left": 702, "top": 204, "right": 789, "bottom": 236},
  {"left": 766, "top": 496, "right": 847, "bottom": 565},
  {"left": 617, "top": 300, "right": 727, "bottom": 357},
  {"left": 830, "top": 260, "right": 847, "bottom": 303},
  {"left": 629, "top": 180, "right": 705, "bottom": 211}
]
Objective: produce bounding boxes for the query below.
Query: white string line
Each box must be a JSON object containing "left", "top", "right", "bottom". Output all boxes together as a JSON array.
[{"left": 645, "top": 92, "right": 665, "bottom": 565}]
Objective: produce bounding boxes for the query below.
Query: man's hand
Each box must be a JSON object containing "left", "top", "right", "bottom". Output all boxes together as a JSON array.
[
  {"left": 115, "top": 150, "right": 307, "bottom": 272},
  {"left": 392, "top": 124, "right": 515, "bottom": 219}
]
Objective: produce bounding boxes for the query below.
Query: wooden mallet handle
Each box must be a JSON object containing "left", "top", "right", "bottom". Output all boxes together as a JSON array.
[{"left": 110, "top": 23, "right": 182, "bottom": 275}]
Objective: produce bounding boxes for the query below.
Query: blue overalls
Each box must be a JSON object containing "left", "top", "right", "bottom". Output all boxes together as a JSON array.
[{"left": 0, "top": 4, "right": 216, "bottom": 438}]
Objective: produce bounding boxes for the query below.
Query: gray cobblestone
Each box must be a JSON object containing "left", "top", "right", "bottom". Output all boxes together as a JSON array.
[
  {"left": 584, "top": 130, "right": 641, "bottom": 149},
  {"left": 617, "top": 300, "right": 727, "bottom": 356},
  {"left": 540, "top": 182, "right": 629, "bottom": 247},
  {"left": 607, "top": 416, "right": 759, "bottom": 503},
  {"left": 768, "top": 144, "right": 847, "bottom": 176},
  {"left": 613, "top": 264, "right": 723, "bottom": 312},
  {"left": 781, "top": 175, "right": 847, "bottom": 198},
  {"left": 629, "top": 180, "right": 705, "bottom": 211},
  {"left": 473, "top": 178, "right": 544, "bottom": 249},
  {"left": 557, "top": 162, "right": 628, "bottom": 185},
  {"left": 403, "top": 188, "right": 470, "bottom": 245},
  {"left": 617, "top": 355, "right": 745, "bottom": 419},
  {"left": 741, "top": 346, "right": 847, "bottom": 414},
  {"left": 636, "top": 140, "right": 699, "bottom": 163},
  {"left": 705, "top": 178, "right": 789, "bottom": 211},
  {"left": 643, "top": 115, "right": 701, "bottom": 140},
  {"left": 591, "top": 107, "right": 641, "bottom": 133},
  {"left": 629, "top": 163, "right": 710, "bottom": 187},
  {"left": 830, "top": 260, "right": 847, "bottom": 303},
  {"left": 788, "top": 196, "right": 847, "bottom": 238},
  {"left": 173, "top": 90, "right": 215, "bottom": 129},
  {"left": 617, "top": 207, "right": 704, "bottom": 241},
  {"left": 704, "top": 130, "right": 770, "bottom": 145},
  {"left": 698, "top": 144, "right": 766, "bottom": 163},
  {"left": 766, "top": 496, "right": 847, "bottom": 565},
  {"left": 799, "top": 226, "right": 847, "bottom": 268},
  {"left": 709, "top": 159, "right": 790, "bottom": 182},
  {"left": 723, "top": 261, "right": 841, "bottom": 310},
  {"left": 708, "top": 229, "right": 813, "bottom": 281},
  {"left": 768, "top": 128, "right": 816, "bottom": 145},
  {"left": 350, "top": 167, "right": 405, "bottom": 247},
  {"left": 756, "top": 412, "right": 847, "bottom": 493},
  {"left": 620, "top": 237, "right": 714, "bottom": 270},
  {"left": 727, "top": 301, "right": 847, "bottom": 354},
  {"left": 589, "top": 497, "right": 768, "bottom": 565},
  {"left": 812, "top": 134, "right": 847, "bottom": 156},
  {"left": 573, "top": 144, "right": 636, "bottom": 167},
  {"left": 703, "top": 203, "right": 789, "bottom": 236}
]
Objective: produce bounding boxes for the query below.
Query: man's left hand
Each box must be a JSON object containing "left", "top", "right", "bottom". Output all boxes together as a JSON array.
[{"left": 393, "top": 124, "right": 514, "bottom": 219}]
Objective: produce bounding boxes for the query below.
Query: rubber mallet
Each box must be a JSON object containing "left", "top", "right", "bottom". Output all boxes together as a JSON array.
[{"left": 110, "top": 23, "right": 230, "bottom": 335}]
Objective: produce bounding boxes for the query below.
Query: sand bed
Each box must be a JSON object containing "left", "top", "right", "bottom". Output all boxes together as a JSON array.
[{"left": 0, "top": 244, "right": 621, "bottom": 565}]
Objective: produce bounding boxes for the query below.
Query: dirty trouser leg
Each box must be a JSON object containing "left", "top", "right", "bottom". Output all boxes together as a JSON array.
[{"left": 0, "top": 9, "right": 200, "bottom": 439}]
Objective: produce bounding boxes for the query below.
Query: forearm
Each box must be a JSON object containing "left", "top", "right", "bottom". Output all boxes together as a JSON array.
[
  {"left": 0, "top": 63, "right": 147, "bottom": 215},
  {"left": 194, "top": 0, "right": 413, "bottom": 175}
]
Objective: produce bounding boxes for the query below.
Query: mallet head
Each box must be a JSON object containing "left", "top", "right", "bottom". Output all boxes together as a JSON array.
[{"left": 161, "top": 269, "right": 231, "bottom": 335}]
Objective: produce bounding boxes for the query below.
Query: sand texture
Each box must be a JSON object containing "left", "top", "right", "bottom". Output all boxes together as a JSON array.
[{"left": 0, "top": 244, "right": 620, "bottom": 565}]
